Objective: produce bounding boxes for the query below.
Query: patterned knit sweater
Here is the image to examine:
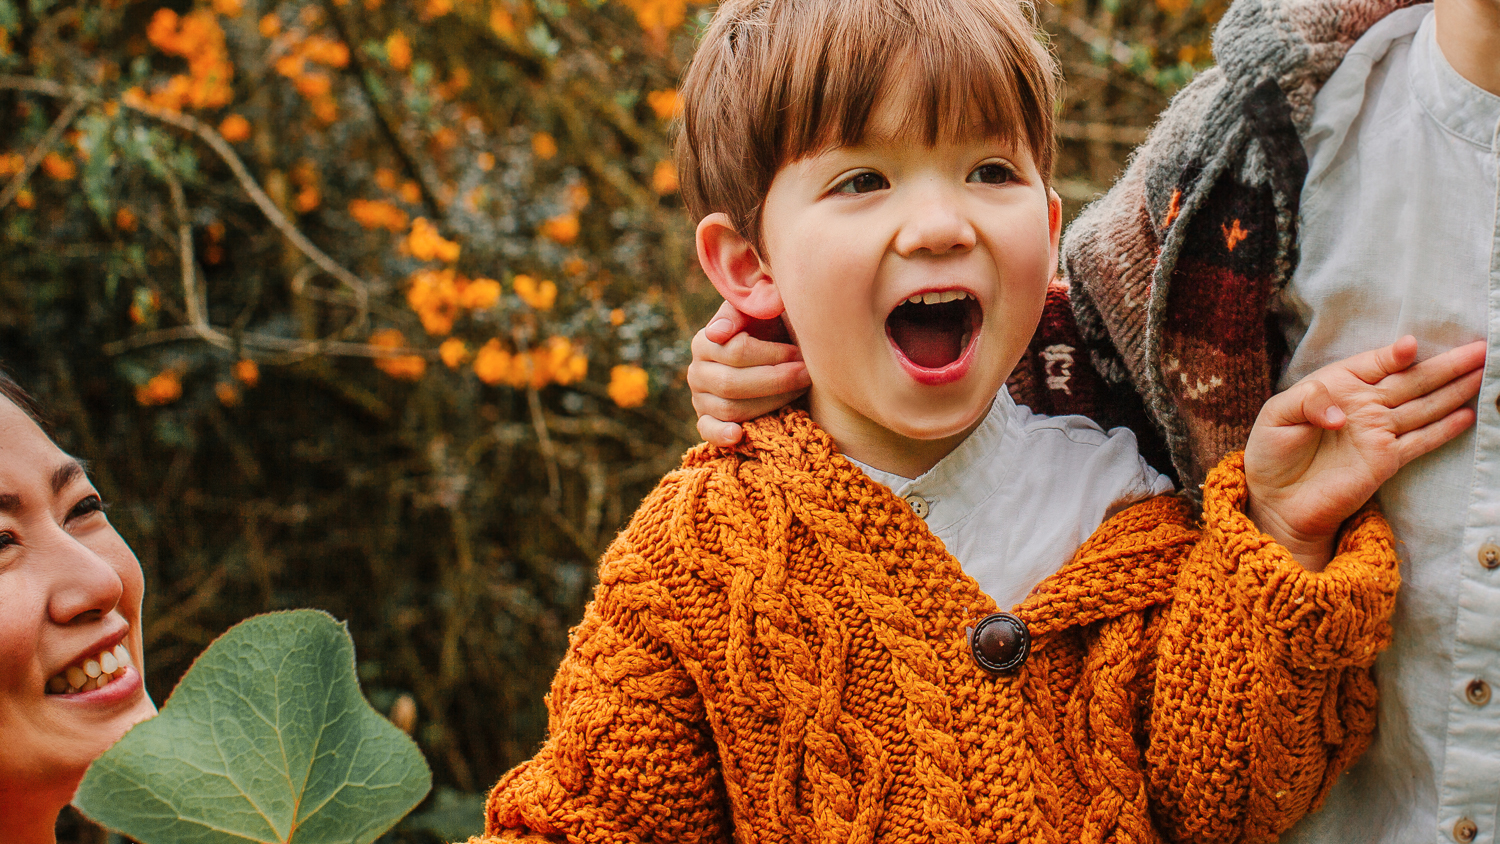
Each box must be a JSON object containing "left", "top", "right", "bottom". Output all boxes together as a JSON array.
[
  {"left": 477, "top": 410, "right": 1399, "bottom": 844},
  {"left": 1006, "top": 0, "right": 1421, "bottom": 489}
]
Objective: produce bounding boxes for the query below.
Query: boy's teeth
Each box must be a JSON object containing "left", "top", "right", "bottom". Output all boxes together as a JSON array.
[
  {"left": 113, "top": 644, "right": 132, "bottom": 668},
  {"left": 66, "top": 666, "right": 88, "bottom": 688},
  {"left": 84, "top": 659, "right": 102, "bottom": 679},
  {"left": 48, "top": 676, "right": 68, "bottom": 694},
  {"left": 101, "top": 651, "right": 119, "bottom": 674},
  {"left": 907, "top": 291, "right": 970, "bottom": 305}
]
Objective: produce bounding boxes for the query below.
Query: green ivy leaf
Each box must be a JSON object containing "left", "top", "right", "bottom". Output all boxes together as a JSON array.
[{"left": 74, "top": 610, "right": 432, "bottom": 844}]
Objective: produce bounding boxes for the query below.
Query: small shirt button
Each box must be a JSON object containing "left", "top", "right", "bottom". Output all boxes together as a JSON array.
[
  {"left": 905, "top": 494, "right": 930, "bottom": 519},
  {"left": 968, "top": 612, "right": 1031, "bottom": 674},
  {"left": 1479, "top": 541, "right": 1500, "bottom": 569},
  {"left": 1467, "top": 678, "right": 1492, "bottom": 707},
  {"left": 1454, "top": 818, "right": 1478, "bottom": 843}
]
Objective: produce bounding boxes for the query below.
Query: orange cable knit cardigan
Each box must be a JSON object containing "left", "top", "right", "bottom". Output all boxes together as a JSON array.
[{"left": 477, "top": 410, "right": 1399, "bottom": 844}]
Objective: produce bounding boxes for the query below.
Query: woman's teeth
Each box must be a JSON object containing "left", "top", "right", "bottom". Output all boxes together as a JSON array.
[
  {"left": 47, "top": 644, "right": 133, "bottom": 694},
  {"left": 905, "top": 290, "right": 972, "bottom": 305}
]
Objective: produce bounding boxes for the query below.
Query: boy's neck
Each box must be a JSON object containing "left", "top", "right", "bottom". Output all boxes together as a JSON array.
[
  {"left": 808, "top": 388, "right": 987, "bottom": 480},
  {"left": 1435, "top": 0, "right": 1500, "bottom": 96}
]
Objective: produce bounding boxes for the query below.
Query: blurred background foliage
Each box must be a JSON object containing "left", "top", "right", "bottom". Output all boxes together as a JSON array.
[{"left": 0, "top": 0, "right": 1223, "bottom": 838}]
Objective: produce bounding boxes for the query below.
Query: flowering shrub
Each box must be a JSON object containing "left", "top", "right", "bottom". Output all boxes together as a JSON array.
[{"left": 0, "top": 0, "right": 1217, "bottom": 831}]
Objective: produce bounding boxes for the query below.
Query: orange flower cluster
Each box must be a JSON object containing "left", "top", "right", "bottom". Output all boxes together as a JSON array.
[
  {"left": 135, "top": 370, "right": 183, "bottom": 406},
  {"left": 41, "top": 152, "right": 75, "bottom": 180},
  {"left": 531, "top": 132, "right": 558, "bottom": 160},
  {"left": 607, "top": 364, "right": 649, "bottom": 407},
  {"left": 291, "top": 158, "right": 320, "bottom": 213},
  {"left": 405, "top": 218, "right": 460, "bottom": 262},
  {"left": 439, "top": 337, "right": 469, "bottom": 368},
  {"left": 406, "top": 268, "right": 501, "bottom": 335},
  {"left": 540, "top": 213, "right": 579, "bottom": 244},
  {"left": 646, "top": 89, "right": 681, "bottom": 121},
  {"left": 0, "top": 152, "right": 23, "bottom": 176},
  {"left": 386, "top": 31, "right": 412, "bottom": 71},
  {"left": 349, "top": 198, "right": 409, "bottom": 231},
  {"left": 270, "top": 26, "right": 348, "bottom": 125},
  {"left": 620, "top": 0, "right": 688, "bottom": 48},
  {"left": 370, "top": 328, "right": 427, "bottom": 380},
  {"left": 144, "top": 9, "right": 234, "bottom": 111},
  {"left": 234, "top": 359, "right": 260, "bottom": 387},
  {"left": 473, "top": 337, "right": 587, "bottom": 389},
  {"left": 512, "top": 275, "right": 557, "bottom": 310},
  {"left": 650, "top": 160, "right": 678, "bottom": 195},
  {"left": 218, "top": 113, "right": 252, "bottom": 142}
]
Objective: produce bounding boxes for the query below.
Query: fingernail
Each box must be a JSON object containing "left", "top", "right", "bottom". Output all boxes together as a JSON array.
[{"left": 709, "top": 318, "right": 734, "bottom": 335}]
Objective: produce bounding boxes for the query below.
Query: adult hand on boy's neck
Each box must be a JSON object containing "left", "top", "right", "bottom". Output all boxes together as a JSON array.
[{"left": 1435, "top": 0, "right": 1500, "bottom": 96}]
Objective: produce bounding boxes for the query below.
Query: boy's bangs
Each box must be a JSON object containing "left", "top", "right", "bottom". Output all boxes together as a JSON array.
[
  {"left": 676, "top": 0, "right": 1058, "bottom": 242},
  {"left": 778, "top": 0, "right": 1054, "bottom": 168}
]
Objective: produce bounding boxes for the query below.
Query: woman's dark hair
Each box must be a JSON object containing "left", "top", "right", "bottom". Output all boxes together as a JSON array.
[{"left": 0, "top": 367, "right": 47, "bottom": 428}]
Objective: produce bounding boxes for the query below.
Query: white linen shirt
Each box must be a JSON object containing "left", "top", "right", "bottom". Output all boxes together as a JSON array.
[
  {"left": 1275, "top": 8, "right": 1500, "bottom": 843},
  {"left": 849, "top": 388, "right": 1172, "bottom": 609}
]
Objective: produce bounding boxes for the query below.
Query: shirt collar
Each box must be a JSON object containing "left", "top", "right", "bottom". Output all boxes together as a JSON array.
[
  {"left": 847, "top": 390, "right": 1018, "bottom": 535},
  {"left": 1410, "top": 11, "right": 1500, "bottom": 152}
]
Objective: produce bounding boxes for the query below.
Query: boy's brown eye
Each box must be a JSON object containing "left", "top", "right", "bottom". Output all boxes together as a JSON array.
[
  {"left": 968, "top": 163, "right": 1015, "bottom": 185},
  {"left": 836, "top": 172, "right": 888, "bottom": 194}
]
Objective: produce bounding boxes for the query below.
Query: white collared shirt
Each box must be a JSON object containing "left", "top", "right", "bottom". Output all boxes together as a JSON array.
[
  {"left": 848, "top": 389, "right": 1173, "bottom": 609},
  {"left": 1275, "top": 8, "right": 1500, "bottom": 843}
]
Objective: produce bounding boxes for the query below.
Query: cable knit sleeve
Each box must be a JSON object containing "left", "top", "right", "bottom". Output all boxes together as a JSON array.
[
  {"left": 472, "top": 471, "right": 733, "bottom": 844},
  {"left": 1145, "top": 452, "right": 1399, "bottom": 844}
]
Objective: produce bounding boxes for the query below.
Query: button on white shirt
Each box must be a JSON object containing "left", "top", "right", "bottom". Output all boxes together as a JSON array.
[
  {"left": 1275, "top": 7, "right": 1500, "bottom": 843},
  {"left": 849, "top": 389, "right": 1173, "bottom": 609}
]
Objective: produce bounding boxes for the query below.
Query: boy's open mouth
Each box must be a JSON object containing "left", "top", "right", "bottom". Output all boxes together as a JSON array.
[{"left": 886, "top": 290, "right": 981, "bottom": 370}]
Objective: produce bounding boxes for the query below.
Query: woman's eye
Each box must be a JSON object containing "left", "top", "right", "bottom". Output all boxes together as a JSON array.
[
  {"left": 835, "top": 171, "right": 888, "bottom": 194},
  {"left": 68, "top": 494, "right": 105, "bottom": 521},
  {"left": 968, "top": 163, "right": 1015, "bottom": 185}
]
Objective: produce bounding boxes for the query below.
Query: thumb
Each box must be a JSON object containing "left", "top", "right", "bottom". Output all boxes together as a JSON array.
[
  {"left": 705, "top": 300, "right": 752, "bottom": 345},
  {"left": 1265, "top": 379, "right": 1347, "bottom": 430}
]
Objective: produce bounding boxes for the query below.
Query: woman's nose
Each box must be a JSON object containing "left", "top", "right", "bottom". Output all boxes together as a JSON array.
[
  {"left": 47, "top": 533, "right": 125, "bottom": 625},
  {"left": 893, "top": 183, "right": 977, "bottom": 257}
]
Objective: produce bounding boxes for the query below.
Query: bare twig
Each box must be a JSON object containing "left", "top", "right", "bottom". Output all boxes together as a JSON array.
[
  {"left": 0, "top": 95, "right": 85, "bottom": 211},
  {"left": 527, "top": 387, "right": 563, "bottom": 503}
]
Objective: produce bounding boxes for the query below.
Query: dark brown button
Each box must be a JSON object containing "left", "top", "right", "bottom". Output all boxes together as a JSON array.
[
  {"left": 1479, "top": 542, "right": 1500, "bottom": 569},
  {"left": 1454, "top": 817, "right": 1478, "bottom": 843},
  {"left": 969, "top": 612, "right": 1030, "bottom": 674},
  {"left": 1467, "top": 678, "right": 1492, "bottom": 707}
]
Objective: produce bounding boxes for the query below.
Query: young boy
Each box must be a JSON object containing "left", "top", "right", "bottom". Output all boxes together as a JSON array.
[
  {"left": 472, "top": 0, "right": 1485, "bottom": 839},
  {"left": 690, "top": 0, "right": 1500, "bottom": 838}
]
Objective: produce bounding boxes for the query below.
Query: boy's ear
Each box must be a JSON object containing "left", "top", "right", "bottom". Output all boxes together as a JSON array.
[
  {"left": 1046, "top": 188, "right": 1063, "bottom": 283},
  {"left": 696, "top": 212, "right": 784, "bottom": 320}
]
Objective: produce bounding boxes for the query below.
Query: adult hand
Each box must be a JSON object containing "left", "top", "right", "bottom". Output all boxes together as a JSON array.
[{"left": 688, "top": 300, "right": 809, "bottom": 446}]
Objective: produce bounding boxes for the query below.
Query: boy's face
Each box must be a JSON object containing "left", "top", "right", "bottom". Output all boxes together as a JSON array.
[{"left": 754, "top": 91, "right": 1061, "bottom": 476}]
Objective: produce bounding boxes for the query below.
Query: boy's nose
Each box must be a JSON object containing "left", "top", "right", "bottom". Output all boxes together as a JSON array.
[{"left": 893, "top": 187, "right": 977, "bottom": 257}]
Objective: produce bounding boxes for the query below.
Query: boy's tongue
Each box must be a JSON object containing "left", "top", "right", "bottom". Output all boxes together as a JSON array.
[{"left": 889, "top": 302, "right": 966, "bottom": 369}]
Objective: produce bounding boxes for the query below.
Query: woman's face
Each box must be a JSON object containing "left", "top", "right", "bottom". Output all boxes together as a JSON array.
[{"left": 0, "top": 397, "right": 155, "bottom": 804}]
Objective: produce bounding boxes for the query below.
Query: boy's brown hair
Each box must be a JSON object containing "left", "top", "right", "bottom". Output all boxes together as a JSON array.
[{"left": 677, "top": 0, "right": 1059, "bottom": 245}]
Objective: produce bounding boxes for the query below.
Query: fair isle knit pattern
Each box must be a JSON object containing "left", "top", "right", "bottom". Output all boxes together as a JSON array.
[
  {"left": 476, "top": 410, "right": 1399, "bottom": 843},
  {"left": 1007, "top": 0, "right": 1419, "bottom": 488}
]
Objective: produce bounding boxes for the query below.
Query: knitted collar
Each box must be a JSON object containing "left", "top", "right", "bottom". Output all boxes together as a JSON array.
[{"left": 684, "top": 408, "right": 1191, "bottom": 637}]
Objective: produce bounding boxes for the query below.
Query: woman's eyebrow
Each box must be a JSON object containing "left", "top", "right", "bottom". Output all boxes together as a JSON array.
[{"left": 52, "top": 459, "right": 84, "bottom": 495}]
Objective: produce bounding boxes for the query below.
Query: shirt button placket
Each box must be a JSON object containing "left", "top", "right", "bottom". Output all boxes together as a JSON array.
[{"left": 1455, "top": 817, "right": 1479, "bottom": 843}]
